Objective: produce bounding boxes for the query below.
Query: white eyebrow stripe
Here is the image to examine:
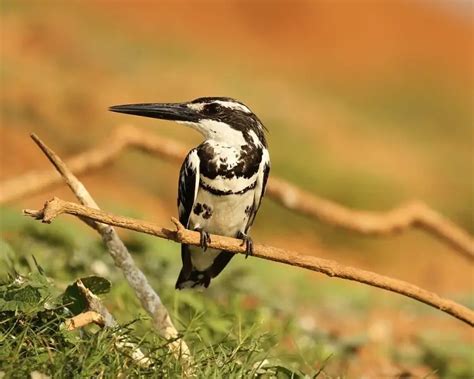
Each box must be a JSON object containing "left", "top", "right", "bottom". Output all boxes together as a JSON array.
[
  {"left": 187, "top": 100, "right": 252, "bottom": 114},
  {"left": 213, "top": 100, "right": 252, "bottom": 113}
]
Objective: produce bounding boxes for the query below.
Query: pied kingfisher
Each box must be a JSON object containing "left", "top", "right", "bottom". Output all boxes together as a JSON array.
[{"left": 110, "top": 97, "right": 270, "bottom": 289}]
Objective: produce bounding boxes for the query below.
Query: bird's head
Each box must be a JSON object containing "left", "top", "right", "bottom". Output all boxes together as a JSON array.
[{"left": 109, "top": 97, "right": 267, "bottom": 147}]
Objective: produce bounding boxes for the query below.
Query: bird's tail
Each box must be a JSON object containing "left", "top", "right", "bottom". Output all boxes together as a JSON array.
[
  {"left": 175, "top": 268, "right": 211, "bottom": 290},
  {"left": 175, "top": 247, "right": 234, "bottom": 290}
]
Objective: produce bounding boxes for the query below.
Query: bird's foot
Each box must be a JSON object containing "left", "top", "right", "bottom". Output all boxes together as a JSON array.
[
  {"left": 195, "top": 227, "right": 211, "bottom": 251},
  {"left": 237, "top": 231, "right": 253, "bottom": 259}
]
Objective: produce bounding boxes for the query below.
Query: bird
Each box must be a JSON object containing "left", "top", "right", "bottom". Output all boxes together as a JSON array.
[{"left": 109, "top": 97, "right": 270, "bottom": 289}]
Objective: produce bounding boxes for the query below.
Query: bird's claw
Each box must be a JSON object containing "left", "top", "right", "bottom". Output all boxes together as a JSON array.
[
  {"left": 195, "top": 228, "right": 211, "bottom": 251},
  {"left": 237, "top": 231, "right": 253, "bottom": 259}
]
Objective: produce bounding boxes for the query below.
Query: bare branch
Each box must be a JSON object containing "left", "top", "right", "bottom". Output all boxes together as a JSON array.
[
  {"left": 24, "top": 197, "right": 474, "bottom": 327},
  {"left": 3, "top": 125, "right": 472, "bottom": 260},
  {"left": 28, "top": 134, "right": 193, "bottom": 375},
  {"left": 268, "top": 177, "right": 474, "bottom": 260}
]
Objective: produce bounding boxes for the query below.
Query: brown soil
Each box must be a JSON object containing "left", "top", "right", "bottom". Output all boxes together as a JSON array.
[{"left": 95, "top": 0, "right": 473, "bottom": 81}]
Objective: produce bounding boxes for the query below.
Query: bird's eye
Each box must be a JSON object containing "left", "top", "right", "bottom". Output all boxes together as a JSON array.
[{"left": 205, "top": 103, "right": 221, "bottom": 115}]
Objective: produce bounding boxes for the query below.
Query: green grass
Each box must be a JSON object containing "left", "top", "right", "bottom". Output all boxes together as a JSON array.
[
  {"left": 0, "top": 271, "right": 288, "bottom": 378},
  {"left": 0, "top": 208, "right": 331, "bottom": 377},
  {"left": 1, "top": 207, "right": 473, "bottom": 378}
]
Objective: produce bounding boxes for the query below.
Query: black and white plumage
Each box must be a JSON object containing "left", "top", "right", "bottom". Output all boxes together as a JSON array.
[{"left": 109, "top": 97, "right": 270, "bottom": 289}]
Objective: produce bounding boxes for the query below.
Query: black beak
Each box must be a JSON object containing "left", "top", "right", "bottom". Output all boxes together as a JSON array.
[{"left": 109, "top": 102, "right": 200, "bottom": 122}]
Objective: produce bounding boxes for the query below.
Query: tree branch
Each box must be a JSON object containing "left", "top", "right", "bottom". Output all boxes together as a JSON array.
[
  {"left": 268, "top": 178, "right": 474, "bottom": 260},
  {"left": 65, "top": 311, "right": 105, "bottom": 331},
  {"left": 24, "top": 197, "right": 474, "bottom": 327},
  {"left": 28, "top": 134, "right": 193, "bottom": 375},
  {"left": 2, "top": 125, "right": 472, "bottom": 260}
]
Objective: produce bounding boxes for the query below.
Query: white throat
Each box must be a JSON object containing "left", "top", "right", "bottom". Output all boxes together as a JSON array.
[{"left": 178, "top": 119, "right": 246, "bottom": 146}]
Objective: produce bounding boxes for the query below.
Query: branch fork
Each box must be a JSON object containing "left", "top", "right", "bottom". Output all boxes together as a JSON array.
[{"left": 23, "top": 134, "right": 194, "bottom": 376}]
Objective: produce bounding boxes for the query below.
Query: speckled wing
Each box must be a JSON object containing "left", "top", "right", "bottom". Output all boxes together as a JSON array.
[
  {"left": 176, "top": 149, "right": 200, "bottom": 285},
  {"left": 177, "top": 149, "right": 200, "bottom": 227}
]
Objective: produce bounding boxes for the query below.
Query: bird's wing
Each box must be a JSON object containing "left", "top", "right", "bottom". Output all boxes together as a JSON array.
[
  {"left": 178, "top": 149, "right": 200, "bottom": 227},
  {"left": 246, "top": 150, "right": 270, "bottom": 232},
  {"left": 177, "top": 149, "right": 201, "bottom": 283}
]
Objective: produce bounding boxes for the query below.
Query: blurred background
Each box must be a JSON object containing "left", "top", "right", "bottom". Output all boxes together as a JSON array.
[{"left": 1, "top": 0, "right": 473, "bottom": 377}]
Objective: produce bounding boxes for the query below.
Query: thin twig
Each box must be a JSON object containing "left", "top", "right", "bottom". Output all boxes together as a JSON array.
[
  {"left": 24, "top": 197, "right": 474, "bottom": 327},
  {"left": 28, "top": 134, "right": 193, "bottom": 375},
  {"left": 2, "top": 125, "right": 472, "bottom": 260},
  {"left": 65, "top": 311, "right": 104, "bottom": 331},
  {"left": 64, "top": 280, "right": 151, "bottom": 367}
]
